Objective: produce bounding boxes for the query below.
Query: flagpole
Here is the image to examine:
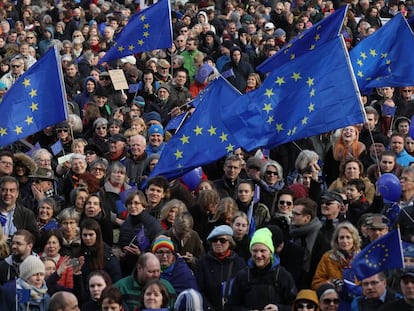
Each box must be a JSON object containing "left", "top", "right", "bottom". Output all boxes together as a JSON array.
[{"left": 53, "top": 46, "right": 69, "bottom": 120}]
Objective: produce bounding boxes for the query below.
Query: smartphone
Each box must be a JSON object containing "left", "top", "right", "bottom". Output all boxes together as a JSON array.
[{"left": 69, "top": 258, "right": 80, "bottom": 267}]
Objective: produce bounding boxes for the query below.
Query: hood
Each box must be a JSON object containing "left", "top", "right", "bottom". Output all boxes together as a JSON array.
[{"left": 82, "top": 76, "right": 98, "bottom": 91}]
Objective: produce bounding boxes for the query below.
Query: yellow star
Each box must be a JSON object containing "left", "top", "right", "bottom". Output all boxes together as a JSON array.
[
  {"left": 357, "top": 70, "right": 364, "bottom": 78},
  {"left": 357, "top": 59, "right": 363, "bottom": 67},
  {"left": 138, "top": 39, "right": 144, "bottom": 46},
  {"left": 267, "top": 116, "right": 274, "bottom": 124},
  {"left": 302, "top": 116, "right": 308, "bottom": 125},
  {"left": 276, "top": 123, "right": 284, "bottom": 132},
  {"left": 263, "top": 103, "right": 272, "bottom": 114},
  {"left": 140, "top": 15, "right": 146, "bottom": 21},
  {"left": 174, "top": 149, "right": 183, "bottom": 159},
  {"left": 287, "top": 129, "right": 292, "bottom": 136},
  {"left": 128, "top": 45, "right": 135, "bottom": 50},
  {"left": 386, "top": 59, "right": 391, "bottom": 65},
  {"left": 369, "top": 49, "right": 377, "bottom": 57},
  {"left": 144, "top": 23, "right": 150, "bottom": 29},
  {"left": 193, "top": 125, "right": 203, "bottom": 136},
  {"left": 284, "top": 49, "right": 289, "bottom": 54},
  {"left": 143, "top": 31, "right": 149, "bottom": 37},
  {"left": 309, "top": 89, "right": 315, "bottom": 97},
  {"left": 180, "top": 134, "right": 189, "bottom": 144},
  {"left": 30, "top": 102, "right": 38, "bottom": 111},
  {"left": 226, "top": 143, "right": 235, "bottom": 152},
  {"left": 381, "top": 52, "right": 388, "bottom": 58},
  {"left": 208, "top": 125, "right": 217, "bottom": 136},
  {"left": 264, "top": 88, "right": 274, "bottom": 98},
  {"left": 25, "top": 116, "right": 33, "bottom": 125},
  {"left": 22, "top": 78, "right": 30, "bottom": 87},
  {"left": 292, "top": 126, "right": 297, "bottom": 134},
  {"left": 291, "top": 72, "right": 301, "bottom": 81},
  {"left": 360, "top": 52, "right": 368, "bottom": 60},
  {"left": 0, "top": 127, "right": 7, "bottom": 136},
  {"left": 308, "top": 103, "right": 315, "bottom": 112},
  {"left": 317, "top": 25, "right": 322, "bottom": 30},
  {"left": 309, "top": 44, "right": 315, "bottom": 50},
  {"left": 290, "top": 53, "right": 295, "bottom": 60},
  {"left": 14, "top": 125, "right": 22, "bottom": 135},
  {"left": 314, "top": 33, "right": 320, "bottom": 41},
  {"left": 275, "top": 76, "right": 285, "bottom": 86},
  {"left": 118, "top": 46, "right": 125, "bottom": 52},
  {"left": 219, "top": 132, "right": 228, "bottom": 142},
  {"left": 29, "top": 89, "right": 37, "bottom": 98},
  {"left": 306, "top": 77, "right": 314, "bottom": 87}
]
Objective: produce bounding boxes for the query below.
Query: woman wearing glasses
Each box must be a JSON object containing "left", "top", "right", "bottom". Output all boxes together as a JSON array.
[
  {"left": 293, "top": 290, "right": 320, "bottom": 311},
  {"left": 317, "top": 284, "right": 340, "bottom": 311},
  {"left": 195, "top": 225, "right": 245, "bottom": 311},
  {"left": 258, "top": 160, "right": 285, "bottom": 209}
]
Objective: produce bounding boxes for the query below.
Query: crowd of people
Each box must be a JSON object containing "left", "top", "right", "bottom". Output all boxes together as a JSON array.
[{"left": 1, "top": 0, "right": 414, "bottom": 310}]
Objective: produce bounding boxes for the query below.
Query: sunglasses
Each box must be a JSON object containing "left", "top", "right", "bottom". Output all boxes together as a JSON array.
[
  {"left": 296, "top": 303, "right": 316, "bottom": 309},
  {"left": 210, "top": 237, "right": 228, "bottom": 243},
  {"left": 265, "top": 170, "right": 278, "bottom": 176},
  {"left": 96, "top": 127, "right": 107, "bottom": 130},
  {"left": 279, "top": 200, "right": 293, "bottom": 206},
  {"left": 322, "top": 299, "right": 339, "bottom": 305},
  {"left": 11, "top": 65, "right": 21, "bottom": 68},
  {"left": 85, "top": 151, "right": 96, "bottom": 156},
  {"left": 57, "top": 129, "right": 69, "bottom": 133}
]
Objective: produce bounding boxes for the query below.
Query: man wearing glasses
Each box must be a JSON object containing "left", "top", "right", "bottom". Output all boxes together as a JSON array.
[
  {"left": 0, "top": 150, "right": 13, "bottom": 178},
  {"left": 0, "top": 55, "right": 25, "bottom": 90}
]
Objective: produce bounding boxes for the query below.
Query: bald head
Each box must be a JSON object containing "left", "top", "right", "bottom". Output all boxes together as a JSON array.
[
  {"left": 48, "top": 291, "right": 79, "bottom": 311},
  {"left": 137, "top": 252, "right": 161, "bottom": 285}
]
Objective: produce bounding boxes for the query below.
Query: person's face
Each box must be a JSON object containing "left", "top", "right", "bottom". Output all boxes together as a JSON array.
[
  {"left": 44, "top": 260, "right": 56, "bottom": 278},
  {"left": 224, "top": 160, "right": 241, "bottom": 181},
  {"left": 129, "top": 105, "right": 141, "bottom": 119},
  {"left": 232, "top": 216, "right": 248, "bottom": 240},
  {"left": 167, "top": 207, "right": 178, "bottom": 223},
  {"left": 149, "top": 133, "right": 163, "bottom": 147},
  {"left": 11, "top": 60, "right": 23, "bottom": 74},
  {"left": 108, "top": 124, "right": 120, "bottom": 136},
  {"left": 341, "top": 126, "right": 357, "bottom": 143},
  {"left": 109, "top": 141, "right": 125, "bottom": 153},
  {"left": 367, "top": 226, "right": 388, "bottom": 242},
  {"left": 19, "top": 44, "right": 29, "bottom": 56},
  {"left": 157, "top": 88, "right": 169, "bottom": 101},
  {"left": 143, "top": 284, "right": 164, "bottom": 309},
  {"left": 85, "top": 196, "right": 101, "bottom": 217},
  {"left": 71, "top": 158, "right": 87, "bottom": 175},
  {"left": 301, "top": 173, "right": 312, "bottom": 188},
  {"left": 110, "top": 169, "right": 125, "bottom": 185},
  {"left": 278, "top": 194, "right": 294, "bottom": 214},
  {"left": 101, "top": 299, "right": 122, "bottom": 311},
  {"left": 247, "top": 76, "right": 257, "bottom": 88},
  {"left": 406, "top": 137, "right": 414, "bottom": 153},
  {"left": 38, "top": 202, "right": 54, "bottom": 222},
  {"left": 320, "top": 292, "right": 339, "bottom": 311},
  {"left": 82, "top": 228, "right": 97, "bottom": 247},
  {"left": 344, "top": 161, "right": 360, "bottom": 180},
  {"left": 400, "top": 172, "right": 414, "bottom": 193},
  {"left": 337, "top": 228, "right": 354, "bottom": 252},
  {"left": 400, "top": 276, "right": 414, "bottom": 302},
  {"left": 404, "top": 256, "right": 414, "bottom": 267},
  {"left": 210, "top": 235, "right": 230, "bottom": 255},
  {"left": 346, "top": 185, "right": 362, "bottom": 201},
  {"left": 154, "top": 246, "right": 174, "bottom": 268},
  {"left": 364, "top": 113, "right": 378, "bottom": 130},
  {"left": 237, "top": 183, "right": 254, "bottom": 203},
  {"left": 149, "top": 159, "right": 159, "bottom": 172},
  {"left": 198, "top": 181, "right": 213, "bottom": 191},
  {"left": 251, "top": 243, "right": 272, "bottom": 269},
  {"left": 381, "top": 87, "right": 394, "bottom": 98},
  {"left": 28, "top": 272, "right": 45, "bottom": 288},
  {"left": 66, "top": 65, "right": 78, "bottom": 78},
  {"left": 57, "top": 127, "right": 70, "bottom": 139},
  {"left": 369, "top": 142, "right": 385, "bottom": 158},
  {"left": 176, "top": 35, "right": 186, "bottom": 48},
  {"left": 291, "top": 205, "right": 311, "bottom": 226},
  {"left": 361, "top": 274, "right": 386, "bottom": 299},
  {"left": 0, "top": 155, "right": 14, "bottom": 175},
  {"left": 11, "top": 234, "right": 32, "bottom": 258},
  {"left": 89, "top": 275, "right": 106, "bottom": 301},
  {"left": 264, "top": 165, "right": 279, "bottom": 185},
  {"left": 391, "top": 136, "right": 405, "bottom": 154},
  {"left": 401, "top": 88, "right": 413, "bottom": 101},
  {"left": 1, "top": 181, "right": 18, "bottom": 206},
  {"left": 186, "top": 40, "right": 197, "bottom": 51},
  {"left": 380, "top": 155, "right": 395, "bottom": 173},
  {"left": 85, "top": 80, "right": 95, "bottom": 93},
  {"left": 44, "top": 235, "right": 61, "bottom": 257},
  {"left": 137, "top": 259, "right": 161, "bottom": 284},
  {"left": 127, "top": 194, "right": 144, "bottom": 216},
  {"left": 175, "top": 72, "right": 187, "bottom": 87},
  {"left": 320, "top": 200, "right": 340, "bottom": 219},
  {"left": 398, "top": 121, "right": 410, "bottom": 135},
  {"left": 61, "top": 219, "right": 78, "bottom": 238},
  {"left": 232, "top": 50, "right": 241, "bottom": 64},
  {"left": 146, "top": 185, "right": 165, "bottom": 206}
]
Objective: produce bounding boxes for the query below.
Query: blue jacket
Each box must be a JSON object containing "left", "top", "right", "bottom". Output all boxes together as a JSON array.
[
  {"left": 396, "top": 149, "right": 414, "bottom": 167},
  {"left": 161, "top": 256, "right": 199, "bottom": 295}
]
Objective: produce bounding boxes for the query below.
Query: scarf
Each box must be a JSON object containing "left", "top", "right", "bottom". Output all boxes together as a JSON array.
[
  {"left": 17, "top": 278, "right": 48, "bottom": 301},
  {"left": 214, "top": 249, "right": 231, "bottom": 261}
]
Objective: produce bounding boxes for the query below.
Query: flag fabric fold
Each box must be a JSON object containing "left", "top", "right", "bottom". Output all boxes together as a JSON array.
[
  {"left": 0, "top": 47, "right": 67, "bottom": 147},
  {"left": 349, "top": 13, "right": 414, "bottom": 93},
  {"left": 147, "top": 77, "right": 242, "bottom": 181},
  {"left": 223, "top": 37, "right": 364, "bottom": 151},
  {"left": 351, "top": 229, "right": 404, "bottom": 280},
  {"left": 99, "top": 0, "right": 172, "bottom": 64},
  {"left": 257, "top": 5, "right": 348, "bottom": 73}
]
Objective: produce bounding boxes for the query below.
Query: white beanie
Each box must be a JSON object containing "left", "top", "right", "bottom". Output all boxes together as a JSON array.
[{"left": 19, "top": 255, "right": 45, "bottom": 281}]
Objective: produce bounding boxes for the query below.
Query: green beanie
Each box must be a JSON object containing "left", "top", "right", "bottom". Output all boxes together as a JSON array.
[{"left": 250, "top": 227, "right": 274, "bottom": 253}]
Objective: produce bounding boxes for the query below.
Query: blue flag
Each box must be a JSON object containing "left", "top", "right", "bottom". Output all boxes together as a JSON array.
[
  {"left": 17, "top": 288, "right": 30, "bottom": 303},
  {"left": 0, "top": 47, "right": 67, "bottom": 147},
  {"left": 50, "top": 139, "right": 63, "bottom": 156},
  {"left": 136, "top": 226, "right": 150, "bottom": 251},
  {"left": 99, "top": 0, "right": 172, "bottom": 64},
  {"left": 119, "top": 185, "right": 138, "bottom": 204},
  {"left": 147, "top": 77, "right": 242, "bottom": 181},
  {"left": 43, "top": 220, "right": 59, "bottom": 231},
  {"left": 223, "top": 37, "right": 364, "bottom": 151},
  {"left": 350, "top": 14, "right": 414, "bottom": 93},
  {"left": 165, "top": 112, "right": 189, "bottom": 132},
  {"left": 257, "top": 5, "right": 347, "bottom": 73},
  {"left": 351, "top": 229, "right": 404, "bottom": 280}
]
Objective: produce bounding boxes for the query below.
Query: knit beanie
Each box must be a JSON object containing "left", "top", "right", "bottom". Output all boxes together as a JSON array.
[
  {"left": 294, "top": 289, "right": 319, "bottom": 311},
  {"left": 250, "top": 227, "right": 275, "bottom": 253},
  {"left": 19, "top": 255, "right": 45, "bottom": 281},
  {"left": 174, "top": 289, "right": 203, "bottom": 311},
  {"left": 152, "top": 235, "right": 175, "bottom": 253}
]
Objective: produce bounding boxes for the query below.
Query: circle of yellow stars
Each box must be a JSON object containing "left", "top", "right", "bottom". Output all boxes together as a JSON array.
[
  {"left": 114, "top": 14, "right": 151, "bottom": 53},
  {"left": 355, "top": 49, "right": 392, "bottom": 81},
  {"left": 364, "top": 243, "right": 389, "bottom": 268}
]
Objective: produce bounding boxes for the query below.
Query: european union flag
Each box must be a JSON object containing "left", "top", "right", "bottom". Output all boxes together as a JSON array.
[
  {"left": 350, "top": 14, "right": 414, "bottom": 93},
  {"left": 0, "top": 47, "right": 67, "bottom": 147},
  {"left": 223, "top": 37, "right": 364, "bottom": 151},
  {"left": 148, "top": 77, "right": 242, "bottom": 181},
  {"left": 17, "top": 288, "right": 30, "bottom": 303},
  {"left": 257, "top": 5, "right": 348, "bottom": 73},
  {"left": 351, "top": 229, "right": 404, "bottom": 280},
  {"left": 136, "top": 226, "right": 150, "bottom": 251},
  {"left": 99, "top": 0, "right": 172, "bottom": 64}
]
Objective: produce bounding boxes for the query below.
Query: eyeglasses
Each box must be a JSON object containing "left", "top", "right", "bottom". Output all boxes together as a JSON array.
[
  {"left": 57, "top": 129, "right": 69, "bottom": 133},
  {"left": 96, "top": 127, "right": 107, "bottom": 130},
  {"left": 265, "top": 170, "right": 278, "bottom": 176},
  {"left": 322, "top": 299, "right": 339, "bottom": 305},
  {"left": 0, "top": 160, "right": 13, "bottom": 166},
  {"left": 93, "top": 167, "right": 105, "bottom": 172},
  {"left": 27, "top": 36, "right": 34, "bottom": 39},
  {"left": 296, "top": 303, "right": 316, "bottom": 309},
  {"left": 155, "top": 250, "right": 173, "bottom": 256},
  {"left": 400, "top": 176, "right": 414, "bottom": 182},
  {"left": 402, "top": 90, "right": 412, "bottom": 93},
  {"left": 279, "top": 200, "right": 293, "bottom": 206},
  {"left": 11, "top": 65, "right": 21, "bottom": 68},
  {"left": 361, "top": 280, "right": 382, "bottom": 287},
  {"left": 210, "top": 237, "right": 228, "bottom": 243},
  {"left": 100, "top": 77, "right": 110, "bottom": 81}
]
